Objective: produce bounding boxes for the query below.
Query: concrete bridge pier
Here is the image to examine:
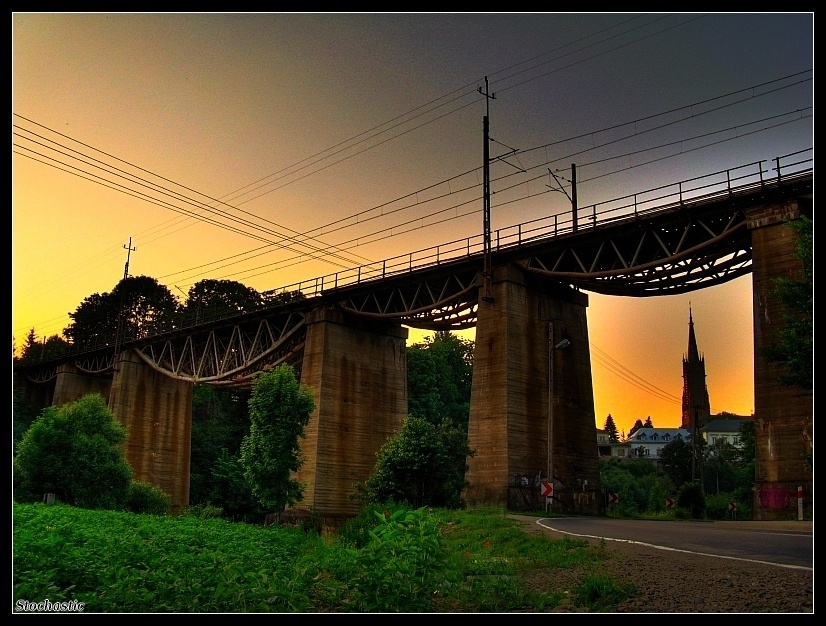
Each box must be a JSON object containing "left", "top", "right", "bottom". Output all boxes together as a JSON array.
[
  {"left": 293, "top": 307, "right": 408, "bottom": 530},
  {"left": 108, "top": 349, "right": 193, "bottom": 514},
  {"left": 746, "top": 200, "right": 812, "bottom": 521},
  {"left": 52, "top": 363, "right": 112, "bottom": 407},
  {"left": 465, "top": 264, "right": 603, "bottom": 514}
]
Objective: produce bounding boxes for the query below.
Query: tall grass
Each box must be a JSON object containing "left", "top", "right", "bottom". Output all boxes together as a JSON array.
[{"left": 13, "top": 502, "right": 634, "bottom": 613}]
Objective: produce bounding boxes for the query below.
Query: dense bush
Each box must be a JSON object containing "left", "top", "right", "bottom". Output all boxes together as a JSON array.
[
  {"left": 14, "top": 393, "right": 132, "bottom": 510},
  {"left": 600, "top": 458, "right": 672, "bottom": 517},
  {"left": 676, "top": 481, "right": 706, "bottom": 519},
  {"left": 126, "top": 481, "right": 172, "bottom": 515},
  {"left": 357, "top": 416, "right": 473, "bottom": 509}
]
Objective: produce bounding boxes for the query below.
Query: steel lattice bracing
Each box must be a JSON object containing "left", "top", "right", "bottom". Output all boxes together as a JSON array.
[
  {"left": 132, "top": 311, "right": 308, "bottom": 387},
  {"left": 17, "top": 168, "right": 812, "bottom": 388},
  {"left": 514, "top": 199, "right": 753, "bottom": 297}
]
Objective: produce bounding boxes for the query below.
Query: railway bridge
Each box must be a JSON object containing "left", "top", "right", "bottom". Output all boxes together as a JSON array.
[{"left": 17, "top": 154, "right": 813, "bottom": 526}]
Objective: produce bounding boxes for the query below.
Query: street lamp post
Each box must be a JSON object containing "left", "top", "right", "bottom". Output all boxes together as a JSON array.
[{"left": 548, "top": 321, "right": 570, "bottom": 510}]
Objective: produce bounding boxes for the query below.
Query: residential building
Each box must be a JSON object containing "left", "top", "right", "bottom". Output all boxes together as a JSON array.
[
  {"left": 625, "top": 427, "right": 692, "bottom": 466},
  {"left": 596, "top": 428, "right": 612, "bottom": 457},
  {"left": 701, "top": 415, "right": 752, "bottom": 453}
]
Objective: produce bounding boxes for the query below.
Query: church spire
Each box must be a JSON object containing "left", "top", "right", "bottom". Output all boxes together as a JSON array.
[
  {"left": 687, "top": 304, "right": 701, "bottom": 362},
  {"left": 681, "top": 305, "right": 711, "bottom": 430}
]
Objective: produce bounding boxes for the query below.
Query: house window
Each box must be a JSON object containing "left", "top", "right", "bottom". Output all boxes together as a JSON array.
[{"left": 664, "top": 434, "right": 671, "bottom": 441}]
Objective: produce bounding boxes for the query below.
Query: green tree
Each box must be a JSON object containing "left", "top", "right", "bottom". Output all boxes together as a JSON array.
[
  {"left": 240, "top": 364, "right": 315, "bottom": 517},
  {"left": 603, "top": 414, "right": 620, "bottom": 442},
  {"left": 17, "top": 330, "right": 72, "bottom": 365},
  {"left": 643, "top": 416, "right": 653, "bottom": 428},
  {"left": 759, "top": 216, "right": 812, "bottom": 389},
  {"left": 676, "top": 480, "right": 706, "bottom": 519},
  {"left": 64, "top": 276, "right": 180, "bottom": 348},
  {"left": 659, "top": 438, "right": 694, "bottom": 490},
  {"left": 179, "top": 279, "right": 264, "bottom": 326},
  {"left": 737, "top": 420, "right": 756, "bottom": 465},
  {"left": 358, "top": 415, "right": 474, "bottom": 509},
  {"left": 599, "top": 457, "right": 666, "bottom": 517},
  {"left": 628, "top": 419, "right": 644, "bottom": 437},
  {"left": 407, "top": 331, "right": 473, "bottom": 430},
  {"left": 14, "top": 393, "right": 133, "bottom": 510},
  {"left": 189, "top": 384, "right": 251, "bottom": 508},
  {"left": 12, "top": 378, "right": 41, "bottom": 451},
  {"left": 207, "top": 450, "right": 269, "bottom": 523}
]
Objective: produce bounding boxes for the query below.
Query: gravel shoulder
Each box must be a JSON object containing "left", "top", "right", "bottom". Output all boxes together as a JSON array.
[{"left": 508, "top": 515, "right": 814, "bottom": 613}]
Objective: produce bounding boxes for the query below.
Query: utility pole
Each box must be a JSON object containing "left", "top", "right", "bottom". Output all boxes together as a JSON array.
[
  {"left": 123, "top": 237, "right": 137, "bottom": 280},
  {"left": 478, "top": 77, "right": 495, "bottom": 302},
  {"left": 692, "top": 405, "right": 700, "bottom": 482},
  {"left": 114, "top": 238, "right": 136, "bottom": 367},
  {"left": 547, "top": 164, "right": 578, "bottom": 231}
]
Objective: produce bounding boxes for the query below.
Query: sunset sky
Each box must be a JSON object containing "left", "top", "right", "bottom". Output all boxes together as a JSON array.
[{"left": 12, "top": 13, "right": 813, "bottom": 437}]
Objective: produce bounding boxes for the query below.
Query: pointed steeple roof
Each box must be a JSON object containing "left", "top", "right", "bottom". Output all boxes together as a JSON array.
[{"left": 687, "top": 305, "right": 701, "bottom": 362}]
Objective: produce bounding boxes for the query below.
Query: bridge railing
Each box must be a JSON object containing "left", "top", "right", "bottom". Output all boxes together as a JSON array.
[
  {"left": 19, "top": 150, "right": 811, "bottom": 366},
  {"left": 266, "top": 148, "right": 813, "bottom": 300}
]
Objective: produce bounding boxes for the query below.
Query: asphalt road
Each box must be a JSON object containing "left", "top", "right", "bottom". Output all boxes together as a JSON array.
[{"left": 531, "top": 517, "right": 813, "bottom": 569}]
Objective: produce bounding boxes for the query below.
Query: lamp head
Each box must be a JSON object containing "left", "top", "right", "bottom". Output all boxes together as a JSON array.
[{"left": 554, "top": 338, "right": 571, "bottom": 349}]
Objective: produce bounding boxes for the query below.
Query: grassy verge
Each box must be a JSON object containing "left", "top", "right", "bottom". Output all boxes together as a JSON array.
[{"left": 13, "top": 502, "right": 635, "bottom": 613}]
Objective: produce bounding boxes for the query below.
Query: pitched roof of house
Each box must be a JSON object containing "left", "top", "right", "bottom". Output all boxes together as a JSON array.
[
  {"left": 702, "top": 418, "right": 747, "bottom": 434},
  {"left": 626, "top": 427, "right": 692, "bottom": 442}
]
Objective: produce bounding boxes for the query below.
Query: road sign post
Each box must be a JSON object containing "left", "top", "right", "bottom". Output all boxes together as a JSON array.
[{"left": 540, "top": 481, "right": 553, "bottom": 511}]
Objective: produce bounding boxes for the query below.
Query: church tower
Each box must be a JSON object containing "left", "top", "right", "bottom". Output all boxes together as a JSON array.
[{"left": 681, "top": 307, "right": 711, "bottom": 430}]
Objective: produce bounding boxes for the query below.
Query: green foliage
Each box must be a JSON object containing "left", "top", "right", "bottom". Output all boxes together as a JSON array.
[
  {"left": 14, "top": 393, "right": 133, "bottom": 510},
  {"left": 676, "top": 481, "right": 706, "bottom": 519},
  {"left": 126, "top": 481, "right": 171, "bottom": 515},
  {"left": 359, "top": 416, "right": 474, "bottom": 509},
  {"left": 737, "top": 420, "right": 756, "bottom": 464},
  {"left": 331, "top": 507, "right": 448, "bottom": 612},
  {"left": 181, "top": 503, "right": 225, "bottom": 520},
  {"left": 12, "top": 377, "right": 41, "bottom": 451},
  {"left": 208, "top": 451, "right": 269, "bottom": 523},
  {"left": 189, "top": 384, "right": 251, "bottom": 509},
  {"left": 574, "top": 574, "right": 636, "bottom": 612},
  {"left": 759, "top": 216, "right": 812, "bottom": 389},
  {"left": 13, "top": 502, "right": 629, "bottom": 613},
  {"left": 645, "top": 479, "right": 672, "bottom": 514},
  {"left": 16, "top": 329, "right": 72, "bottom": 365},
  {"left": 406, "top": 330, "right": 473, "bottom": 430},
  {"left": 64, "top": 275, "right": 180, "bottom": 348},
  {"left": 338, "top": 502, "right": 394, "bottom": 548},
  {"left": 240, "top": 365, "right": 315, "bottom": 515},
  {"left": 659, "top": 438, "right": 694, "bottom": 489},
  {"left": 704, "top": 492, "right": 736, "bottom": 521},
  {"left": 599, "top": 458, "right": 672, "bottom": 517}
]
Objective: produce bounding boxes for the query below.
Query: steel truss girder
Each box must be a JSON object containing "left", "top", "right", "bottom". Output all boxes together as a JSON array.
[
  {"left": 335, "top": 269, "right": 482, "bottom": 330},
  {"left": 519, "top": 204, "right": 753, "bottom": 296},
  {"left": 24, "top": 365, "right": 57, "bottom": 384},
  {"left": 132, "top": 312, "right": 306, "bottom": 384}
]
